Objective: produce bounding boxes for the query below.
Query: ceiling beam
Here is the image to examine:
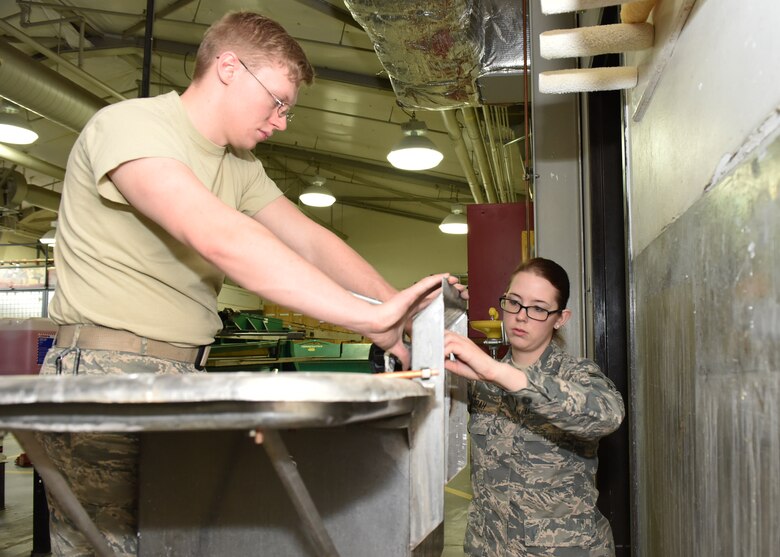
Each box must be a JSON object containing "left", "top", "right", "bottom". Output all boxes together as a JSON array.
[
  {"left": 290, "top": 0, "right": 365, "bottom": 31},
  {"left": 121, "top": 0, "right": 198, "bottom": 36},
  {"left": 335, "top": 199, "right": 441, "bottom": 225},
  {"left": 253, "top": 143, "right": 472, "bottom": 192},
  {"left": 56, "top": 35, "right": 394, "bottom": 92}
]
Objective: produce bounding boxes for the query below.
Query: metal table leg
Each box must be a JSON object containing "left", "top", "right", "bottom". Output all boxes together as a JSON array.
[
  {"left": 31, "top": 469, "right": 51, "bottom": 556},
  {"left": 261, "top": 429, "right": 341, "bottom": 557},
  {"left": 13, "top": 431, "right": 117, "bottom": 557}
]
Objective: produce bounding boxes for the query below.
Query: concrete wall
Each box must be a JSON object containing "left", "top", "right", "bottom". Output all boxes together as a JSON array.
[{"left": 624, "top": 1, "right": 780, "bottom": 555}]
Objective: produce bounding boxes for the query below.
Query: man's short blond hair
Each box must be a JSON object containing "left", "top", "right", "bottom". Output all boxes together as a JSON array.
[{"left": 193, "top": 11, "right": 314, "bottom": 86}]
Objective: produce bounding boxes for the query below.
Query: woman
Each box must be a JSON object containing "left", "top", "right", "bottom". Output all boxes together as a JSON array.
[{"left": 444, "top": 258, "right": 625, "bottom": 557}]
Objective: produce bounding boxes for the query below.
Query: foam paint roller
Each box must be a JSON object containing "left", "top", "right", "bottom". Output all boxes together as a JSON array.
[
  {"left": 539, "top": 66, "right": 638, "bottom": 94},
  {"left": 621, "top": 0, "right": 657, "bottom": 23},
  {"left": 541, "top": 0, "right": 624, "bottom": 15},
  {"left": 540, "top": 23, "right": 654, "bottom": 59}
]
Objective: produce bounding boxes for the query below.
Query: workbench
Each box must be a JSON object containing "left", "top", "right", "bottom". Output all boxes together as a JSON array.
[{"left": 0, "top": 281, "right": 468, "bottom": 557}]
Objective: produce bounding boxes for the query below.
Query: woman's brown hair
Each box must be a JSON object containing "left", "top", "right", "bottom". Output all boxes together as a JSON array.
[{"left": 507, "top": 257, "right": 570, "bottom": 310}]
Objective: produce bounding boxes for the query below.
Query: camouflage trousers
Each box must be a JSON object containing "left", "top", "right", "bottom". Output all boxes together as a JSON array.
[{"left": 36, "top": 347, "right": 202, "bottom": 557}]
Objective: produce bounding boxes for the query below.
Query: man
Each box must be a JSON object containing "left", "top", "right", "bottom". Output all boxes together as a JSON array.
[{"left": 39, "top": 11, "right": 450, "bottom": 555}]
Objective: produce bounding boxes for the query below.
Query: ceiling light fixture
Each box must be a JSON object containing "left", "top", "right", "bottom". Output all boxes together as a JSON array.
[
  {"left": 40, "top": 220, "right": 57, "bottom": 246},
  {"left": 299, "top": 175, "right": 336, "bottom": 207},
  {"left": 439, "top": 204, "right": 468, "bottom": 235},
  {"left": 387, "top": 116, "right": 443, "bottom": 171},
  {"left": 0, "top": 103, "right": 38, "bottom": 145}
]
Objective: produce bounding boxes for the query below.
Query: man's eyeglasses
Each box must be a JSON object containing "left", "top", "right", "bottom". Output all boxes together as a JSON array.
[
  {"left": 238, "top": 59, "right": 294, "bottom": 122},
  {"left": 499, "top": 296, "right": 562, "bottom": 322}
]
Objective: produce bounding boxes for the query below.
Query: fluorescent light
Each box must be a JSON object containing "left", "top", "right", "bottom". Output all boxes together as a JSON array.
[
  {"left": 439, "top": 204, "right": 468, "bottom": 235},
  {"left": 387, "top": 118, "right": 443, "bottom": 171},
  {"left": 299, "top": 176, "right": 336, "bottom": 207}
]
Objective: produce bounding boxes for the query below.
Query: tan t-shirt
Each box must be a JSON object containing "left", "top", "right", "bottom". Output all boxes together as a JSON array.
[{"left": 49, "top": 91, "right": 283, "bottom": 346}]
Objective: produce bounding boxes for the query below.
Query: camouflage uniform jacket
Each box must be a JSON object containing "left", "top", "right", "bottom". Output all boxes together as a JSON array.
[{"left": 465, "top": 341, "right": 625, "bottom": 556}]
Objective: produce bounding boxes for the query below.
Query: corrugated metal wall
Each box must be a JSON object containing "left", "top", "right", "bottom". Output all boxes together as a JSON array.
[{"left": 633, "top": 131, "right": 780, "bottom": 556}]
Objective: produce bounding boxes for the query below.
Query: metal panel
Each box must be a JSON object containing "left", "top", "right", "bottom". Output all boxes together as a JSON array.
[
  {"left": 0, "top": 372, "right": 429, "bottom": 431},
  {"left": 633, "top": 131, "right": 780, "bottom": 557},
  {"left": 139, "top": 427, "right": 416, "bottom": 557},
  {"left": 409, "top": 280, "right": 468, "bottom": 547}
]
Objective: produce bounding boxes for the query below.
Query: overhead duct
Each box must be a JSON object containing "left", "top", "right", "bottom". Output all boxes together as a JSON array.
[
  {"left": 477, "top": 0, "right": 531, "bottom": 105},
  {"left": 0, "top": 34, "right": 107, "bottom": 207},
  {"left": 342, "top": 0, "right": 527, "bottom": 109},
  {"left": 21, "top": 182, "right": 61, "bottom": 213},
  {"left": 1, "top": 170, "right": 60, "bottom": 212},
  {"left": 0, "top": 143, "right": 65, "bottom": 181},
  {"left": 0, "top": 38, "right": 107, "bottom": 133},
  {"left": 1, "top": 170, "right": 27, "bottom": 209},
  {"left": 343, "top": 0, "right": 481, "bottom": 110}
]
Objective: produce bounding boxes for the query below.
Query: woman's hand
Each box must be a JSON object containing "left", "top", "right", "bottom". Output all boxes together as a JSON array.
[{"left": 443, "top": 330, "right": 528, "bottom": 391}]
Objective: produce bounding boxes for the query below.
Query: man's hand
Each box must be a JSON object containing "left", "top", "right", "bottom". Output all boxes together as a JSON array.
[
  {"left": 364, "top": 273, "right": 449, "bottom": 369},
  {"left": 401, "top": 275, "right": 468, "bottom": 338}
]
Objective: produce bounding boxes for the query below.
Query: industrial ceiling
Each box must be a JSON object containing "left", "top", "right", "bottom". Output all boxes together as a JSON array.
[{"left": 0, "top": 0, "right": 530, "bottom": 242}]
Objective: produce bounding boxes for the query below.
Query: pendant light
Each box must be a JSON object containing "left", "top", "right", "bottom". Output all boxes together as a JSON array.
[
  {"left": 299, "top": 175, "right": 336, "bottom": 207},
  {"left": 0, "top": 103, "right": 38, "bottom": 145},
  {"left": 439, "top": 204, "right": 468, "bottom": 235},
  {"left": 387, "top": 115, "right": 443, "bottom": 171}
]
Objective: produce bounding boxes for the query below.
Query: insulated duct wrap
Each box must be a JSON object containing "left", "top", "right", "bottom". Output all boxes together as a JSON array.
[
  {"left": 343, "top": 0, "right": 527, "bottom": 109},
  {"left": 0, "top": 39, "right": 106, "bottom": 133},
  {"left": 478, "top": 0, "right": 528, "bottom": 76},
  {"left": 343, "top": 0, "right": 482, "bottom": 109}
]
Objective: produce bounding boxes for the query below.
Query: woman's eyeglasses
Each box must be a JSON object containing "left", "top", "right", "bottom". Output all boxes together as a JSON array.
[{"left": 499, "top": 297, "right": 562, "bottom": 322}]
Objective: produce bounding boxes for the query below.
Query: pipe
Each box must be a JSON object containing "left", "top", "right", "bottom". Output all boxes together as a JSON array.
[
  {"left": 122, "top": 0, "right": 196, "bottom": 36},
  {"left": 482, "top": 106, "right": 508, "bottom": 202},
  {"left": 461, "top": 107, "right": 499, "bottom": 203},
  {"left": 441, "top": 110, "right": 486, "bottom": 204},
  {"left": 139, "top": 0, "right": 156, "bottom": 98},
  {"left": 0, "top": 170, "right": 60, "bottom": 212},
  {"left": 499, "top": 109, "right": 520, "bottom": 202},
  {"left": 24, "top": 183, "right": 61, "bottom": 212},
  {"left": 0, "top": 20, "right": 125, "bottom": 103},
  {"left": 0, "top": 143, "right": 66, "bottom": 180},
  {"left": 0, "top": 38, "right": 107, "bottom": 133}
]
